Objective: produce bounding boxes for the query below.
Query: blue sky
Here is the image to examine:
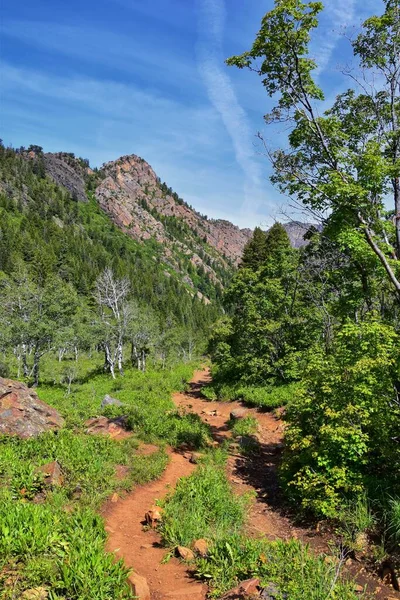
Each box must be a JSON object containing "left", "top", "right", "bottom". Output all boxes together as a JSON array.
[{"left": 0, "top": 0, "right": 382, "bottom": 228}]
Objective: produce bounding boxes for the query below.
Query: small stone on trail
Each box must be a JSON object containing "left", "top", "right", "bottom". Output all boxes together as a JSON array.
[
  {"left": 354, "top": 584, "right": 364, "bottom": 593},
  {"left": 145, "top": 506, "right": 162, "bottom": 527},
  {"left": 193, "top": 538, "right": 208, "bottom": 557},
  {"left": 230, "top": 408, "right": 248, "bottom": 421},
  {"left": 111, "top": 493, "right": 119, "bottom": 503},
  {"left": 176, "top": 545, "right": 195, "bottom": 561},
  {"left": 128, "top": 571, "right": 150, "bottom": 600}
]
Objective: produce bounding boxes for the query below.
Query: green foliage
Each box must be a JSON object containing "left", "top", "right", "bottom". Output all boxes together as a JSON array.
[
  {"left": 196, "top": 536, "right": 363, "bottom": 599},
  {"left": 210, "top": 224, "right": 311, "bottom": 387},
  {"left": 387, "top": 498, "right": 400, "bottom": 548},
  {"left": 230, "top": 415, "right": 258, "bottom": 438},
  {"left": 282, "top": 319, "right": 400, "bottom": 517},
  {"left": 159, "top": 449, "right": 252, "bottom": 548},
  {"left": 0, "top": 359, "right": 200, "bottom": 598},
  {"left": 240, "top": 227, "right": 268, "bottom": 270},
  {"left": 0, "top": 503, "right": 132, "bottom": 599}
]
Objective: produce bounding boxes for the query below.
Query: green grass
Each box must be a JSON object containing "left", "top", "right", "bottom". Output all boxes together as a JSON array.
[
  {"left": 196, "top": 536, "right": 365, "bottom": 599},
  {"left": 229, "top": 415, "right": 259, "bottom": 438},
  {"left": 159, "top": 449, "right": 253, "bottom": 548},
  {"left": 0, "top": 357, "right": 206, "bottom": 599},
  {"left": 387, "top": 497, "right": 400, "bottom": 547},
  {"left": 202, "top": 381, "right": 300, "bottom": 409}
]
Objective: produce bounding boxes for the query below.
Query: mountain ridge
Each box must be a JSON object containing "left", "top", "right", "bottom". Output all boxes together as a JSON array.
[{"left": 18, "top": 146, "right": 315, "bottom": 298}]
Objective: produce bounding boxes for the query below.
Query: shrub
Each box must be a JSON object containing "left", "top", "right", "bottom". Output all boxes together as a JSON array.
[{"left": 282, "top": 319, "right": 400, "bottom": 517}]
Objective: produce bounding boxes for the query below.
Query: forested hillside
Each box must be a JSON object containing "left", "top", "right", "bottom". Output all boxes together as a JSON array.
[{"left": 0, "top": 144, "right": 224, "bottom": 383}]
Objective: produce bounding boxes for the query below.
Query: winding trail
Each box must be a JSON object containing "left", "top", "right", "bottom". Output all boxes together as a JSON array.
[{"left": 104, "top": 368, "right": 399, "bottom": 600}]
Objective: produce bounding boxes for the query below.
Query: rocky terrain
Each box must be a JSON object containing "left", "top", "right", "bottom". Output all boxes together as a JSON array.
[{"left": 19, "top": 149, "right": 315, "bottom": 295}]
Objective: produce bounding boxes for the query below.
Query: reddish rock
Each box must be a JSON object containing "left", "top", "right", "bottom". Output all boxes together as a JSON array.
[
  {"left": 145, "top": 506, "right": 162, "bottom": 527},
  {"left": 85, "top": 415, "right": 129, "bottom": 439},
  {"left": 127, "top": 571, "right": 150, "bottom": 600},
  {"left": 0, "top": 377, "right": 64, "bottom": 439},
  {"left": 230, "top": 408, "right": 248, "bottom": 421},
  {"left": 222, "top": 578, "right": 260, "bottom": 599},
  {"left": 176, "top": 546, "right": 195, "bottom": 561},
  {"left": 193, "top": 538, "right": 209, "bottom": 557},
  {"left": 36, "top": 461, "right": 63, "bottom": 487}
]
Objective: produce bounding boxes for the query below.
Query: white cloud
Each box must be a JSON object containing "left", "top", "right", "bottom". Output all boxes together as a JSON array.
[
  {"left": 196, "top": 0, "right": 274, "bottom": 223},
  {"left": 311, "top": 0, "right": 356, "bottom": 77}
]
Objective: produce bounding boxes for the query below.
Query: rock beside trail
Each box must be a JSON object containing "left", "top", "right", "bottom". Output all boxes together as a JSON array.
[
  {"left": 101, "top": 394, "right": 123, "bottom": 408},
  {"left": 193, "top": 538, "right": 209, "bottom": 557},
  {"left": 221, "top": 577, "right": 260, "bottom": 599},
  {"left": 145, "top": 506, "right": 163, "bottom": 527},
  {"left": 128, "top": 572, "right": 150, "bottom": 600},
  {"left": 85, "top": 415, "right": 129, "bottom": 438},
  {"left": 176, "top": 546, "right": 195, "bottom": 561},
  {"left": 0, "top": 377, "right": 64, "bottom": 439},
  {"left": 230, "top": 408, "right": 248, "bottom": 421}
]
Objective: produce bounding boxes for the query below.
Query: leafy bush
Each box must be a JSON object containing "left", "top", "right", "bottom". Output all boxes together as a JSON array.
[
  {"left": 282, "top": 319, "right": 400, "bottom": 517},
  {"left": 235, "top": 382, "right": 300, "bottom": 409}
]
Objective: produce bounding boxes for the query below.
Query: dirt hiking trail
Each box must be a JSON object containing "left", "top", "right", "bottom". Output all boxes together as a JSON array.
[{"left": 104, "top": 368, "right": 399, "bottom": 600}]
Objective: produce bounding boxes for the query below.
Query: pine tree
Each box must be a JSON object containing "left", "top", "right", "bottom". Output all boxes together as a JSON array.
[
  {"left": 265, "top": 222, "right": 290, "bottom": 258},
  {"left": 240, "top": 227, "right": 268, "bottom": 271}
]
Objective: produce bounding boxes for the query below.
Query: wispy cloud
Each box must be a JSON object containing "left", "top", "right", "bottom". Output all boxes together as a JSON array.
[
  {"left": 196, "top": 0, "right": 273, "bottom": 226},
  {"left": 312, "top": 0, "right": 356, "bottom": 76}
]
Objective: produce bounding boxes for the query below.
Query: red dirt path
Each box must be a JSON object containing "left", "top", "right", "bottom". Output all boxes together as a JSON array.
[{"left": 104, "top": 368, "right": 399, "bottom": 600}]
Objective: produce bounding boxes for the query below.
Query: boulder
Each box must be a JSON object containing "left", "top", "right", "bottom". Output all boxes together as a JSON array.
[
  {"left": 36, "top": 461, "right": 63, "bottom": 487},
  {"left": 0, "top": 377, "right": 64, "bottom": 439},
  {"left": 230, "top": 408, "right": 248, "bottom": 421},
  {"left": 85, "top": 415, "right": 129, "bottom": 438},
  {"left": 176, "top": 546, "right": 195, "bottom": 561},
  {"left": 127, "top": 571, "right": 150, "bottom": 600},
  {"left": 101, "top": 394, "right": 123, "bottom": 408}
]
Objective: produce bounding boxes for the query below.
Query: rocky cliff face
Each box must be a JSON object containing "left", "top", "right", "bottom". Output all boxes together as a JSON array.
[
  {"left": 23, "top": 150, "right": 314, "bottom": 293},
  {"left": 94, "top": 154, "right": 254, "bottom": 288}
]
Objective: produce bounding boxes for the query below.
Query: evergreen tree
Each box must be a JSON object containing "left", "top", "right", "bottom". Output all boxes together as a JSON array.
[{"left": 240, "top": 227, "right": 268, "bottom": 271}]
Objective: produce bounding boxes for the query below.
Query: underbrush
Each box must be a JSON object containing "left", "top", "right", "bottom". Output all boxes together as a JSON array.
[
  {"left": 0, "top": 503, "right": 132, "bottom": 599},
  {"left": 0, "top": 358, "right": 202, "bottom": 599},
  {"left": 202, "top": 380, "right": 300, "bottom": 409},
  {"left": 159, "top": 450, "right": 363, "bottom": 599},
  {"left": 159, "top": 449, "right": 252, "bottom": 547},
  {"left": 196, "top": 536, "right": 363, "bottom": 599}
]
